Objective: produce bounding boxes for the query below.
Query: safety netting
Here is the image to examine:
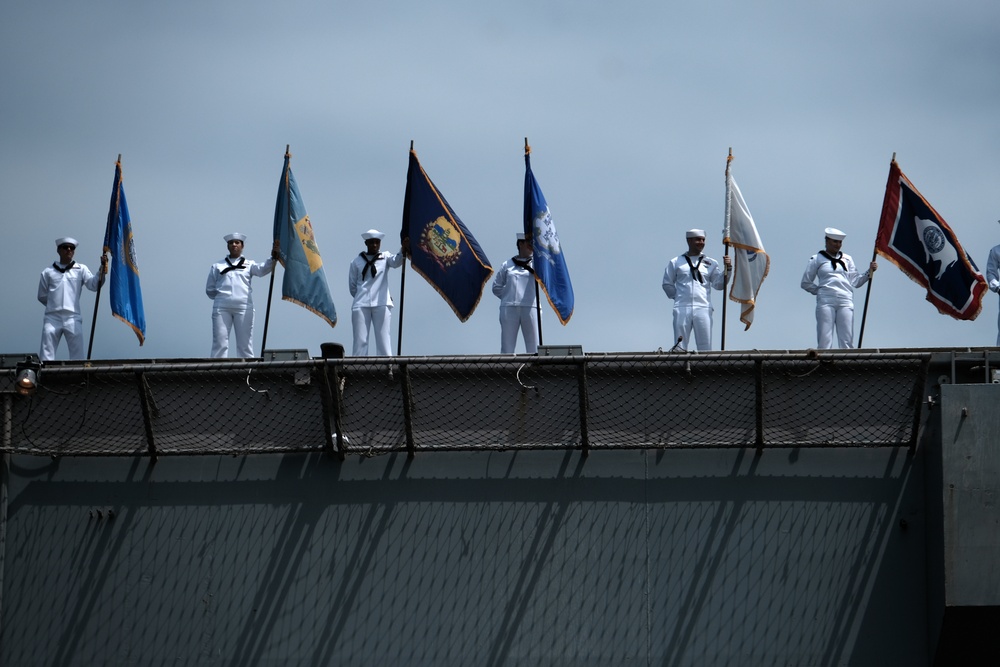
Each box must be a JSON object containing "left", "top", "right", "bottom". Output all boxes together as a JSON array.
[{"left": 0, "top": 351, "right": 931, "bottom": 458}]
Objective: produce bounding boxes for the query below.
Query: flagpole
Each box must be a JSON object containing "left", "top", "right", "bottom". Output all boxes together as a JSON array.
[
  {"left": 396, "top": 140, "right": 414, "bottom": 356},
  {"left": 397, "top": 252, "right": 407, "bottom": 356},
  {"left": 87, "top": 154, "right": 120, "bottom": 360},
  {"left": 534, "top": 281, "right": 544, "bottom": 346},
  {"left": 858, "top": 152, "right": 893, "bottom": 348},
  {"left": 88, "top": 154, "right": 121, "bottom": 359},
  {"left": 525, "top": 138, "right": 544, "bottom": 347},
  {"left": 86, "top": 250, "right": 105, "bottom": 360},
  {"left": 261, "top": 146, "right": 288, "bottom": 357},
  {"left": 721, "top": 148, "right": 733, "bottom": 351}
]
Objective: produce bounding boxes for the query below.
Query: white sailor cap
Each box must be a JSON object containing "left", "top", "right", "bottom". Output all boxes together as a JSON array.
[
  {"left": 224, "top": 233, "right": 247, "bottom": 242},
  {"left": 824, "top": 227, "right": 846, "bottom": 241},
  {"left": 686, "top": 229, "right": 706, "bottom": 239},
  {"left": 362, "top": 229, "right": 385, "bottom": 240},
  {"left": 516, "top": 232, "right": 527, "bottom": 241},
  {"left": 55, "top": 237, "right": 78, "bottom": 248}
]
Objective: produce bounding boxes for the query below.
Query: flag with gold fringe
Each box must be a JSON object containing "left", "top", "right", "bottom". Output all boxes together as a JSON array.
[
  {"left": 272, "top": 148, "right": 337, "bottom": 327},
  {"left": 724, "top": 166, "right": 769, "bottom": 330},
  {"left": 875, "top": 159, "right": 985, "bottom": 320},
  {"left": 400, "top": 147, "right": 492, "bottom": 321},
  {"left": 524, "top": 145, "right": 574, "bottom": 324},
  {"left": 103, "top": 157, "right": 146, "bottom": 344}
]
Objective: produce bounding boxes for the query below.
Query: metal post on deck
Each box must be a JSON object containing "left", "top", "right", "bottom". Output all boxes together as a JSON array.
[
  {"left": 399, "top": 364, "right": 415, "bottom": 458},
  {"left": 1, "top": 395, "right": 11, "bottom": 635},
  {"left": 320, "top": 344, "right": 347, "bottom": 460},
  {"left": 908, "top": 357, "right": 930, "bottom": 457},
  {"left": 317, "top": 362, "right": 345, "bottom": 461},
  {"left": 577, "top": 360, "right": 590, "bottom": 457},
  {"left": 134, "top": 372, "right": 158, "bottom": 462},
  {"left": 330, "top": 365, "right": 347, "bottom": 461},
  {"left": 755, "top": 359, "right": 765, "bottom": 453}
]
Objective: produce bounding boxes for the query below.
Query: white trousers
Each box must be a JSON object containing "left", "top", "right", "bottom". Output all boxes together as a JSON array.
[
  {"left": 212, "top": 308, "right": 255, "bottom": 358},
  {"left": 352, "top": 306, "right": 393, "bottom": 356},
  {"left": 672, "top": 306, "right": 713, "bottom": 352},
  {"left": 499, "top": 305, "right": 538, "bottom": 354},
  {"left": 40, "top": 314, "right": 85, "bottom": 361},
  {"left": 816, "top": 303, "right": 854, "bottom": 349}
]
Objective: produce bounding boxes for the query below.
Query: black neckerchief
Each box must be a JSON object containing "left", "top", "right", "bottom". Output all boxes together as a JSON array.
[
  {"left": 819, "top": 250, "right": 847, "bottom": 272},
  {"left": 220, "top": 256, "right": 246, "bottom": 275},
  {"left": 512, "top": 256, "right": 534, "bottom": 274},
  {"left": 361, "top": 252, "right": 379, "bottom": 279},
  {"left": 684, "top": 254, "right": 704, "bottom": 284},
  {"left": 53, "top": 261, "right": 75, "bottom": 274}
]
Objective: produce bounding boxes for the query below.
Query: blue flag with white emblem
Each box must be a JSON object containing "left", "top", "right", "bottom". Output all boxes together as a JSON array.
[
  {"left": 400, "top": 147, "right": 492, "bottom": 322},
  {"left": 876, "top": 159, "right": 986, "bottom": 320},
  {"left": 524, "top": 147, "right": 574, "bottom": 324},
  {"left": 103, "top": 158, "right": 145, "bottom": 345},
  {"left": 273, "top": 149, "right": 337, "bottom": 327}
]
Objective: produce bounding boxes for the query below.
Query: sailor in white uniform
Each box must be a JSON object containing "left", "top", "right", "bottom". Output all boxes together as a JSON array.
[
  {"left": 206, "top": 233, "right": 276, "bottom": 358},
  {"left": 492, "top": 232, "right": 538, "bottom": 354},
  {"left": 662, "top": 229, "right": 730, "bottom": 351},
  {"left": 37, "top": 237, "right": 106, "bottom": 361},
  {"left": 985, "top": 222, "right": 1000, "bottom": 346},
  {"left": 800, "top": 227, "right": 877, "bottom": 349},
  {"left": 348, "top": 229, "right": 405, "bottom": 356}
]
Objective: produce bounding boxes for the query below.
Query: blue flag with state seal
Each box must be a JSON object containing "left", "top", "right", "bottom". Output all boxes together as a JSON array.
[
  {"left": 400, "top": 146, "right": 492, "bottom": 322},
  {"left": 103, "top": 157, "right": 146, "bottom": 345},
  {"left": 875, "top": 159, "right": 986, "bottom": 320},
  {"left": 524, "top": 145, "right": 574, "bottom": 324},
  {"left": 272, "top": 148, "right": 337, "bottom": 327}
]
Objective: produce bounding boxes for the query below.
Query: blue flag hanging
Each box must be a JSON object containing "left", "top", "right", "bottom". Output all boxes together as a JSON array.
[
  {"left": 876, "top": 159, "right": 986, "bottom": 320},
  {"left": 103, "top": 158, "right": 146, "bottom": 345},
  {"left": 273, "top": 148, "right": 337, "bottom": 327},
  {"left": 400, "top": 147, "right": 492, "bottom": 322},
  {"left": 524, "top": 145, "right": 574, "bottom": 324}
]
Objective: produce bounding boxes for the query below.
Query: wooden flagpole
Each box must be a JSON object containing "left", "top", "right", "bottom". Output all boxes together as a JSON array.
[
  {"left": 260, "top": 144, "right": 289, "bottom": 357},
  {"left": 526, "top": 138, "right": 544, "bottom": 346},
  {"left": 858, "top": 152, "right": 893, "bottom": 348},
  {"left": 396, "top": 140, "right": 414, "bottom": 356},
  {"left": 87, "top": 154, "right": 120, "bottom": 360},
  {"left": 720, "top": 148, "right": 733, "bottom": 351}
]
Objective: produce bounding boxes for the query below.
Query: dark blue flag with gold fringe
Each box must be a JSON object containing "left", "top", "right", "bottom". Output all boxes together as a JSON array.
[
  {"left": 273, "top": 148, "right": 337, "bottom": 327},
  {"left": 876, "top": 159, "right": 986, "bottom": 320},
  {"left": 400, "top": 147, "right": 492, "bottom": 322},
  {"left": 524, "top": 144, "right": 574, "bottom": 324},
  {"left": 103, "top": 157, "right": 145, "bottom": 345}
]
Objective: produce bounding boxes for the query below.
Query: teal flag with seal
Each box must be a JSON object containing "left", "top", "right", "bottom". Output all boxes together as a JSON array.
[{"left": 273, "top": 148, "right": 337, "bottom": 327}]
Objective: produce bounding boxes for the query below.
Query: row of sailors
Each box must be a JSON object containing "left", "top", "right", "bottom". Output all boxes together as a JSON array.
[
  {"left": 662, "top": 227, "right": 878, "bottom": 352},
  {"left": 40, "top": 226, "right": 999, "bottom": 361}
]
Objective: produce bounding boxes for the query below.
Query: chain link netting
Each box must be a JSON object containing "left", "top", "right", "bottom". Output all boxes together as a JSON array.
[{"left": 0, "top": 352, "right": 934, "bottom": 457}]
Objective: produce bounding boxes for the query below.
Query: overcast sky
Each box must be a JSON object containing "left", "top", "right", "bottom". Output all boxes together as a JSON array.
[{"left": 3, "top": 0, "right": 999, "bottom": 360}]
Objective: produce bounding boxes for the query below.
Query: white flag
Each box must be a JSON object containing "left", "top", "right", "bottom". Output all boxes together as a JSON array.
[{"left": 725, "top": 173, "right": 769, "bottom": 329}]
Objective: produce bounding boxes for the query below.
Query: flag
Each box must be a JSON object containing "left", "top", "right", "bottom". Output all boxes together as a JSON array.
[
  {"left": 524, "top": 148, "right": 574, "bottom": 324},
  {"left": 273, "top": 149, "right": 337, "bottom": 327},
  {"left": 724, "top": 170, "right": 769, "bottom": 330},
  {"left": 875, "top": 159, "right": 986, "bottom": 320},
  {"left": 400, "top": 147, "right": 492, "bottom": 321},
  {"left": 103, "top": 158, "right": 145, "bottom": 345}
]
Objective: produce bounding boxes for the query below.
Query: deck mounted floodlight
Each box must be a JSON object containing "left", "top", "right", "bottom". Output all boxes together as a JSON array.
[{"left": 15, "top": 358, "right": 40, "bottom": 396}]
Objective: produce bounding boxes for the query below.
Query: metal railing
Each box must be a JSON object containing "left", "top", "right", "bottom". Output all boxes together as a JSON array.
[{"left": 0, "top": 349, "right": 958, "bottom": 459}]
